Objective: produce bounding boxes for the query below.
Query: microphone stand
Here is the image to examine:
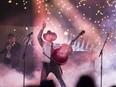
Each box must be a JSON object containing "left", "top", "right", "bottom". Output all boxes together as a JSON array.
[
  {"left": 99, "top": 34, "right": 109, "bottom": 87},
  {"left": 22, "top": 34, "right": 32, "bottom": 87}
]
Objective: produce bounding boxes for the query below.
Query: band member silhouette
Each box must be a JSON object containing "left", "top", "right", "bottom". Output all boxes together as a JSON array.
[
  {"left": 38, "top": 22, "right": 68, "bottom": 87},
  {"left": 0, "top": 33, "right": 20, "bottom": 68}
]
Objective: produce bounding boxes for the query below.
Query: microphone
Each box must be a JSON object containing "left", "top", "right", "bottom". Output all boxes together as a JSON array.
[
  {"left": 79, "top": 30, "right": 85, "bottom": 36},
  {"left": 107, "top": 31, "right": 111, "bottom": 37},
  {"left": 27, "top": 32, "right": 33, "bottom": 37}
]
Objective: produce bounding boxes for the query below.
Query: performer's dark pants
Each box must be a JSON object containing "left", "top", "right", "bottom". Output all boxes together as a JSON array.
[
  {"left": 41, "top": 61, "right": 66, "bottom": 87},
  {"left": 3, "top": 58, "right": 18, "bottom": 68},
  {"left": 4, "top": 58, "right": 11, "bottom": 65}
]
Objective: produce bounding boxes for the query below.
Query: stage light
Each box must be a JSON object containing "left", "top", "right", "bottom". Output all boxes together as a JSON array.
[
  {"left": 14, "top": 29, "right": 16, "bottom": 31},
  {"left": 8, "top": 0, "right": 12, "bottom": 3},
  {"left": 16, "top": 3, "right": 18, "bottom": 5},
  {"left": 25, "top": 27, "right": 28, "bottom": 30},
  {"left": 64, "top": 31, "right": 68, "bottom": 36}
]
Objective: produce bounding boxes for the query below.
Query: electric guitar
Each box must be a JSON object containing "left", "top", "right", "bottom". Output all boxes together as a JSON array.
[{"left": 51, "top": 30, "right": 85, "bottom": 65}]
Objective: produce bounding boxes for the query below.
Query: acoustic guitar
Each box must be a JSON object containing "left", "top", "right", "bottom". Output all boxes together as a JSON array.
[{"left": 51, "top": 30, "right": 85, "bottom": 65}]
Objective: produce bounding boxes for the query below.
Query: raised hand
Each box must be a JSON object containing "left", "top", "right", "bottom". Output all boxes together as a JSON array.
[{"left": 42, "top": 21, "right": 46, "bottom": 29}]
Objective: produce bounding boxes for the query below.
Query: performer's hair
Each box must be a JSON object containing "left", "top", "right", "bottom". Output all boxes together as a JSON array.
[{"left": 7, "top": 33, "right": 15, "bottom": 38}]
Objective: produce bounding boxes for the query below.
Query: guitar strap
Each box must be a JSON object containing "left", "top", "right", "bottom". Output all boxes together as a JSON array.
[{"left": 43, "top": 52, "right": 51, "bottom": 60}]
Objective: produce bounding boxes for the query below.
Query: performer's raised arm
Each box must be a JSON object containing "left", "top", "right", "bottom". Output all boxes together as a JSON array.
[{"left": 38, "top": 22, "right": 46, "bottom": 47}]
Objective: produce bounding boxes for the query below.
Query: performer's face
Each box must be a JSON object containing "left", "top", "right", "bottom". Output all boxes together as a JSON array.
[{"left": 8, "top": 36, "right": 16, "bottom": 43}]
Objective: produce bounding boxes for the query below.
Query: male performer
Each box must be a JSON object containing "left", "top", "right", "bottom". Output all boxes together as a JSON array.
[
  {"left": 0, "top": 33, "right": 20, "bottom": 68},
  {"left": 38, "top": 23, "right": 67, "bottom": 87}
]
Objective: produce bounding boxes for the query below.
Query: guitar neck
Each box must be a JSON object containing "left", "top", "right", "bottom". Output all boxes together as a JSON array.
[
  {"left": 69, "top": 30, "right": 85, "bottom": 45},
  {"left": 69, "top": 35, "right": 80, "bottom": 45}
]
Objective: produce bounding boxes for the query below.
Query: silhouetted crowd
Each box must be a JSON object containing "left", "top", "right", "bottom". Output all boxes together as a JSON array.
[{"left": 26, "top": 74, "right": 116, "bottom": 87}]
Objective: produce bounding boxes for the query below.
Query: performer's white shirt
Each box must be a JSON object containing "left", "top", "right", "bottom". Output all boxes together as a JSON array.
[
  {"left": 42, "top": 42, "right": 60, "bottom": 63},
  {"left": 42, "top": 42, "right": 51, "bottom": 63}
]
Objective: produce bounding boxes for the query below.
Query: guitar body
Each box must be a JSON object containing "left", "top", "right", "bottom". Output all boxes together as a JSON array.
[
  {"left": 51, "top": 43, "right": 72, "bottom": 65},
  {"left": 51, "top": 30, "right": 85, "bottom": 65}
]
